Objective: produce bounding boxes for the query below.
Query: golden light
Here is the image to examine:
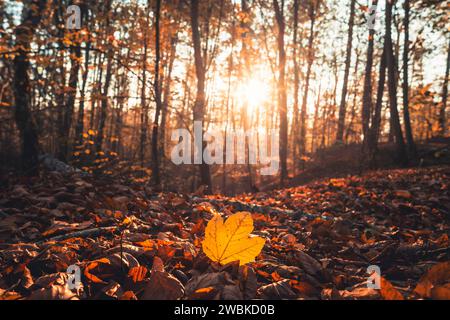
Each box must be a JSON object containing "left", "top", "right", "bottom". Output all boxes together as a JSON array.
[{"left": 237, "top": 77, "right": 270, "bottom": 112}]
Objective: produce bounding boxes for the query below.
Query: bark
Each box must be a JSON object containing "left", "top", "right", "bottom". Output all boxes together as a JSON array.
[
  {"left": 241, "top": 0, "right": 256, "bottom": 191},
  {"left": 159, "top": 35, "right": 178, "bottom": 167},
  {"left": 140, "top": 5, "right": 149, "bottom": 167},
  {"left": 75, "top": 39, "right": 91, "bottom": 145},
  {"left": 300, "top": 1, "right": 317, "bottom": 156},
  {"left": 95, "top": 1, "right": 114, "bottom": 154},
  {"left": 12, "top": 0, "right": 47, "bottom": 175},
  {"left": 60, "top": 16, "right": 83, "bottom": 161},
  {"left": 292, "top": 0, "right": 300, "bottom": 174},
  {"left": 385, "top": 0, "right": 408, "bottom": 165},
  {"left": 366, "top": 45, "right": 387, "bottom": 162},
  {"left": 273, "top": 0, "right": 288, "bottom": 184},
  {"left": 151, "top": 0, "right": 162, "bottom": 188},
  {"left": 362, "top": 0, "right": 378, "bottom": 139},
  {"left": 439, "top": 37, "right": 450, "bottom": 137},
  {"left": 190, "top": 0, "right": 212, "bottom": 194},
  {"left": 336, "top": 0, "right": 356, "bottom": 143},
  {"left": 402, "top": 0, "right": 416, "bottom": 156}
]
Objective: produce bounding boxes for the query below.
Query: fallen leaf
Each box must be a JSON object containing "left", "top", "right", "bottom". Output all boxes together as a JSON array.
[
  {"left": 128, "top": 266, "right": 148, "bottom": 283},
  {"left": 380, "top": 277, "right": 404, "bottom": 300},
  {"left": 202, "top": 212, "right": 265, "bottom": 266},
  {"left": 415, "top": 262, "right": 450, "bottom": 298},
  {"left": 141, "top": 271, "right": 184, "bottom": 300},
  {"left": 84, "top": 258, "right": 110, "bottom": 284}
]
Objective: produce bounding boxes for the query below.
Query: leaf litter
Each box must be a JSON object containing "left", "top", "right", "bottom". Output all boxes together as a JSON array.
[{"left": 0, "top": 166, "right": 448, "bottom": 300}]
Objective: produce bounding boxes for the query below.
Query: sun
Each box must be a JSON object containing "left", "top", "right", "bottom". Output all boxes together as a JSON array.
[{"left": 238, "top": 77, "right": 270, "bottom": 111}]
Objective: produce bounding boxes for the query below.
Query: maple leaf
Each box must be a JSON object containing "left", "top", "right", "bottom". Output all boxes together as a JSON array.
[{"left": 202, "top": 212, "right": 265, "bottom": 266}]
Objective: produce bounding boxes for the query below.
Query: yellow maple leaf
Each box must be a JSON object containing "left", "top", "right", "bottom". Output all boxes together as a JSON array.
[{"left": 202, "top": 212, "right": 265, "bottom": 266}]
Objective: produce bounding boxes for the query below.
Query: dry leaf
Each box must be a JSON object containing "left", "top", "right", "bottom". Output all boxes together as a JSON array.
[
  {"left": 128, "top": 266, "right": 148, "bottom": 283},
  {"left": 84, "top": 258, "right": 110, "bottom": 284},
  {"left": 380, "top": 277, "right": 404, "bottom": 300},
  {"left": 415, "top": 262, "right": 450, "bottom": 298},
  {"left": 141, "top": 271, "right": 184, "bottom": 300},
  {"left": 202, "top": 212, "right": 265, "bottom": 266}
]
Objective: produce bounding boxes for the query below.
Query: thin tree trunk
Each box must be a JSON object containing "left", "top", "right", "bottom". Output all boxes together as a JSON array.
[
  {"left": 367, "top": 45, "right": 387, "bottom": 163},
  {"left": 385, "top": 0, "right": 408, "bottom": 165},
  {"left": 190, "top": 0, "right": 212, "bottom": 194},
  {"left": 300, "top": 2, "right": 316, "bottom": 156},
  {"left": 241, "top": 0, "right": 256, "bottom": 191},
  {"left": 13, "top": 0, "right": 47, "bottom": 175},
  {"left": 336, "top": 0, "right": 356, "bottom": 143},
  {"left": 439, "top": 37, "right": 450, "bottom": 137},
  {"left": 292, "top": 0, "right": 300, "bottom": 174},
  {"left": 151, "top": 0, "right": 162, "bottom": 188},
  {"left": 362, "top": 0, "right": 378, "bottom": 140},
  {"left": 273, "top": 0, "right": 288, "bottom": 185},
  {"left": 95, "top": 1, "right": 114, "bottom": 154},
  {"left": 402, "top": 0, "right": 416, "bottom": 156},
  {"left": 75, "top": 41, "right": 91, "bottom": 145}
]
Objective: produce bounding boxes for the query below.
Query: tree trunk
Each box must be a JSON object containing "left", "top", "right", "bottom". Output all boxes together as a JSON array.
[
  {"left": 273, "top": 0, "right": 288, "bottom": 185},
  {"left": 366, "top": 45, "right": 387, "bottom": 163},
  {"left": 13, "top": 0, "right": 47, "bottom": 175},
  {"left": 439, "top": 37, "right": 450, "bottom": 137},
  {"left": 292, "top": 0, "right": 300, "bottom": 174},
  {"left": 385, "top": 0, "right": 408, "bottom": 165},
  {"left": 300, "top": 2, "right": 316, "bottom": 156},
  {"left": 336, "top": 0, "right": 356, "bottom": 143},
  {"left": 95, "top": 1, "right": 114, "bottom": 154},
  {"left": 60, "top": 29, "right": 82, "bottom": 161},
  {"left": 75, "top": 39, "right": 91, "bottom": 145},
  {"left": 241, "top": 0, "right": 256, "bottom": 191},
  {"left": 140, "top": 5, "right": 149, "bottom": 168},
  {"left": 151, "top": 0, "right": 162, "bottom": 188},
  {"left": 190, "top": 0, "right": 212, "bottom": 194},
  {"left": 159, "top": 35, "right": 178, "bottom": 170},
  {"left": 362, "top": 0, "right": 378, "bottom": 140},
  {"left": 402, "top": 0, "right": 416, "bottom": 156}
]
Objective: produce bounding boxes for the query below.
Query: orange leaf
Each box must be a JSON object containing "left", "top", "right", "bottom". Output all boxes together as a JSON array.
[
  {"left": 380, "top": 277, "right": 404, "bottom": 300},
  {"left": 84, "top": 258, "right": 110, "bottom": 284},
  {"left": 136, "top": 239, "right": 155, "bottom": 250},
  {"left": 128, "top": 266, "right": 148, "bottom": 283},
  {"left": 415, "top": 262, "right": 450, "bottom": 298},
  {"left": 271, "top": 272, "right": 282, "bottom": 282},
  {"left": 195, "top": 287, "right": 214, "bottom": 294},
  {"left": 430, "top": 283, "right": 450, "bottom": 300},
  {"left": 120, "top": 291, "right": 138, "bottom": 300}
]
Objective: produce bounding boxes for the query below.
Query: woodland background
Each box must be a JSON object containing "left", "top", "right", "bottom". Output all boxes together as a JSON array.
[{"left": 0, "top": 0, "right": 449, "bottom": 193}]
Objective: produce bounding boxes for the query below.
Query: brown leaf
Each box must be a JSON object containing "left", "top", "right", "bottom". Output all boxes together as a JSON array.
[
  {"left": 257, "top": 280, "right": 297, "bottom": 300},
  {"left": 293, "top": 251, "right": 322, "bottom": 276},
  {"left": 141, "top": 271, "right": 184, "bottom": 300},
  {"left": 239, "top": 265, "right": 258, "bottom": 300},
  {"left": 430, "top": 283, "right": 450, "bottom": 300},
  {"left": 340, "top": 287, "right": 380, "bottom": 300},
  {"left": 415, "top": 262, "right": 450, "bottom": 298},
  {"left": 128, "top": 266, "right": 148, "bottom": 283},
  {"left": 84, "top": 258, "right": 110, "bottom": 284},
  {"left": 380, "top": 277, "right": 404, "bottom": 300},
  {"left": 394, "top": 190, "right": 412, "bottom": 199}
]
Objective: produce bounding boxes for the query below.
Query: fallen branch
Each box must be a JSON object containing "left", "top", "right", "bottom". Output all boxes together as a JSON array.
[{"left": 35, "top": 226, "right": 119, "bottom": 245}]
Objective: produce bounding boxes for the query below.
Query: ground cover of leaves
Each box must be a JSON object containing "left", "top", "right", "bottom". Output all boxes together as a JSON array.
[{"left": 0, "top": 166, "right": 449, "bottom": 300}]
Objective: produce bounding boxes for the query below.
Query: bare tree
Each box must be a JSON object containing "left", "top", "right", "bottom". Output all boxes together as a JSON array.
[
  {"left": 336, "top": 0, "right": 356, "bottom": 143},
  {"left": 273, "top": 0, "right": 288, "bottom": 184},
  {"left": 385, "top": 0, "right": 408, "bottom": 164},
  {"left": 402, "top": 0, "right": 416, "bottom": 156},
  {"left": 13, "top": 0, "right": 48, "bottom": 174},
  {"left": 190, "top": 0, "right": 212, "bottom": 193}
]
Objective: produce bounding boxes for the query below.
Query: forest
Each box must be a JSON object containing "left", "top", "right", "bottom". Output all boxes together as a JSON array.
[{"left": 0, "top": 0, "right": 449, "bottom": 302}]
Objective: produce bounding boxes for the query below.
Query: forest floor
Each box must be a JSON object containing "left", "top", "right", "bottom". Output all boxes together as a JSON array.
[{"left": 0, "top": 165, "right": 449, "bottom": 300}]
